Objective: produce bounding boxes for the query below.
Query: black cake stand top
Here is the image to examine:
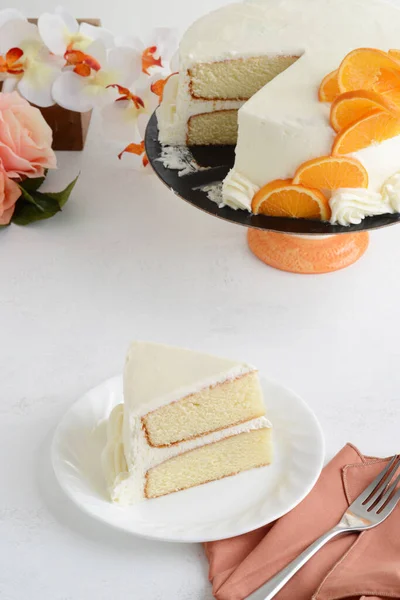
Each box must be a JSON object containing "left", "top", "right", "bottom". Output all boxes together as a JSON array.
[{"left": 145, "top": 112, "right": 400, "bottom": 235}]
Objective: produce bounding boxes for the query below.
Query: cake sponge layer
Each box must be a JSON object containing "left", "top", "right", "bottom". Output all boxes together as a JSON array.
[
  {"left": 142, "top": 372, "right": 264, "bottom": 447},
  {"left": 189, "top": 56, "right": 299, "bottom": 100},
  {"left": 188, "top": 110, "right": 239, "bottom": 145},
  {"left": 145, "top": 427, "right": 272, "bottom": 498}
]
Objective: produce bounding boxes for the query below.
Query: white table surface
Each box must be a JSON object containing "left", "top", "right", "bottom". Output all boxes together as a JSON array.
[{"left": 2, "top": 0, "right": 400, "bottom": 598}]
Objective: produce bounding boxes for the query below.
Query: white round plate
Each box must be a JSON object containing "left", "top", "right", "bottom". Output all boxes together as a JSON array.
[{"left": 52, "top": 375, "right": 325, "bottom": 543}]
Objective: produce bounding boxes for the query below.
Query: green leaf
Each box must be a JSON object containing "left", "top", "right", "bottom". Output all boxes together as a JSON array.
[
  {"left": 19, "top": 169, "right": 49, "bottom": 193},
  {"left": 12, "top": 191, "right": 61, "bottom": 226},
  {"left": 17, "top": 185, "right": 37, "bottom": 206},
  {"left": 12, "top": 173, "right": 79, "bottom": 226},
  {"left": 46, "top": 174, "right": 80, "bottom": 208}
]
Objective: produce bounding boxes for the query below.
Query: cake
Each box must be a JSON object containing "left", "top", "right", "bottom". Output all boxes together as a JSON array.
[
  {"left": 157, "top": 0, "right": 400, "bottom": 225},
  {"left": 102, "top": 342, "right": 272, "bottom": 503}
]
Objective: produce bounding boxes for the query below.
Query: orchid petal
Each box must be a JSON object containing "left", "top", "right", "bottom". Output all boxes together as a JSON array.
[
  {"left": 152, "top": 27, "right": 179, "bottom": 62},
  {"left": 55, "top": 6, "right": 79, "bottom": 33},
  {"left": 135, "top": 73, "right": 162, "bottom": 112},
  {"left": 2, "top": 77, "right": 18, "bottom": 92},
  {"left": 170, "top": 50, "right": 180, "bottom": 71},
  {"left": 17, "top": 58, "right": 60, "bottom": 107},
  {"left": 101, "top": 101, "right": 140, "bottom": 141},
  {"left": 0, "top": 9, "right": 26, "bottom": 29},
  {"left": 84, "top": 39, "right": 107, "bottom": 65},
  {"left": 142, "top": 45, "right": 163, "bottom": 74},
  {"left": 117, "top": 139, "right": 149, "bottom": 171},
  {"left": 52, "top": 70, "right": 94, "bottom": 111},
  {"left": 74, "top": 63, "right": 91, "bottom": 77},
  {"left": 80, "top": 23, "right": 115, "bottom": 49},
  {"left": 17, "top": 47, "right": 64, "bottom": 107},
  {"left": 38, "top": 13, "right": 70, "bottom": 55},
  {"left": 137, "top": 113, "right": 150, "bottom": 138},
  {"left": 115, "top": 35, "right": 144, "bottom": 52},
  {"left": 118, "top": 140, "right": 145, "bottom": 160},
  {"left": 107, "top": 46, "right": 142, "bottom": 86},
  {"left": 0, "top": 20, "right": 40, "bottom": 55}
]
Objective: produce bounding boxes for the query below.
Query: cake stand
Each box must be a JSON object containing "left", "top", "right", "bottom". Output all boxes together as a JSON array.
[{"left": 145, "top": 113, "right": 400, "bottom": 274}]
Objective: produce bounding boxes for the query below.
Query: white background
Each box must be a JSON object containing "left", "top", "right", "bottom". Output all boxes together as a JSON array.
[{"left": 1, "top": 0, "right": 400, "bottom": 598}]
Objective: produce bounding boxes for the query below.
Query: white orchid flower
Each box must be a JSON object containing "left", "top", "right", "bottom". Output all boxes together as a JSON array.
[
  {"left": 113, "top": 72, "right": 177, "bottom": 169},
  {"left": 52, "top": 40, "right": 142, "bottom": 112},
  {"left": 117, "top": 28, "right": 179, "bottom": 75},
  {"left": 101, "top": 72, "right": 162, "bottom": 142},
  {"left": 38, "top": 6, "right": 114, "bottom": 57},
  {"left": 0, "top": 19, "right": 63, "bottom": 107},
  {"left": 0, "top": 8, "right": 26, "bottom": 29}
]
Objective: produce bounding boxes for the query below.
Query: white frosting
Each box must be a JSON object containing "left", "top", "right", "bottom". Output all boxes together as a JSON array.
[
  {"left": 351, "top": 135, "right": 400, "bottom": 192},
  {"left": 156, "top": 73, "right": 179, "bottom": 139},
  {"left": 222, "top": 169, "right": 260, "bottom": 210},
  {"left": 330, "top": 189, "right": 387, "bottom": 226},
  {"left": 101, "top": 342, "right": 268, "bottom": 504},
  {"left": 123, "top": 341, "right": 255, "bottom": 416},
  {"left": 157, "top": 0, "right": 400, "bottom": 213},
  {"left": 330, "top": 170, "right": 400, "bottom": 225},
  {"left": 381, "top": 172, "right": 400, "bottom": 212},
  {"left": 101, "top": 404, "right": 129, "bottom": 489}
]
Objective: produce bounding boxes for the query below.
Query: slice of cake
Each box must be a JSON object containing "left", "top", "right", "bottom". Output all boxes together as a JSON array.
[
  {"left": 102, "top": 342, "right": 272, "bottom": 503},
  {"left": 157, "top": 1, "right": 301, "bottom": 147},
  {"left": 157, "top": 0, "right": 400, "bottom": 223}
]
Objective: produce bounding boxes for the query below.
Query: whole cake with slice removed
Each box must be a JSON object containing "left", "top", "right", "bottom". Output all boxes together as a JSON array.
[
  {"left": 157, "top": 0, "right": 400, "bottom": 225},
  {"left": 101, "top": 342, "right": 272, "bottom": 503}
]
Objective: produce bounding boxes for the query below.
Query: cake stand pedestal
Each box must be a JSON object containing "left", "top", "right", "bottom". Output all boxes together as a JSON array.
[
  {"left": 247, "top": 230, "right": 370, "bottom": 274},
  {"left": 145, "top": 112, "right": 400, "bottom": 275}
]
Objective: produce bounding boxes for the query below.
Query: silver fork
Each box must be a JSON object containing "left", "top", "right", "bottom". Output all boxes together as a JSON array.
[{"left": 246, "top": 455, "right": 400, "bottom": 600}]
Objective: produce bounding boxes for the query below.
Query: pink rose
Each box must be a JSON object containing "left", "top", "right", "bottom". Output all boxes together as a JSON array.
[
  {"left": 0, "top": 91, "right": 57, "bottom": 179},
  {"left": 0, "top": 163, "right": 21, "bottom": 225}
]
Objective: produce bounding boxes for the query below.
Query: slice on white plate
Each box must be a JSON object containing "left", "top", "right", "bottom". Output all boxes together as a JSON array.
[{"left": 52, "top": 373, "right": 324, "bottom": 543}]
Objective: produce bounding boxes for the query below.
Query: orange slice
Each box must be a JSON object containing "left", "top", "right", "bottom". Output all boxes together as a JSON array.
[
  {"left": 383, "top": 88, "right": 400, "bottom": 106},
  {"left": 330, "top": 90, "right": 400, "bottom": 132},
  {"left": 318, "top": 69, "right": 340, "bottom": 102},
  {"left": 332, "top": 110, "right": 400, "bottom": 155},
  {"left": 252, "top": 179, "right": 331, "bottom": 221},
  {"left": 388, "top": 49, "right": 400, "bottom": 62},
  {"left": 338, "top": 48, "right": 400, "bottom": 92},
  {"left": 373, "top": 68, "right": 400, "bottom": 94},
  {"left": 292, "top": 156, "right": 368, "bottom": 190}
]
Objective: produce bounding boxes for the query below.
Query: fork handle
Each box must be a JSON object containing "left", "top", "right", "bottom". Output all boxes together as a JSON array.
[{"left": 245, "top": 526, "right": 345, "bottom": 600}]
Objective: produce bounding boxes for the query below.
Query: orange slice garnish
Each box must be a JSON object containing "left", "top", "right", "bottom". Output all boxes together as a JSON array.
[
  {"left": 383, "top": 88, "right": 400, "bottom": 106},
  {"left": 332, "top": 110, "right": 400, "bottom": 155},
  {"left": 318, "top": 69, "right": 340, "bottom": 102},
  {"left": 373, "top": 68, "right": 400, "bottom": 95},
  {"left": 292, "top": 156, "right": 368, "bottom": 190},
  {"left": 388, "top": 49, "right": 400, "bottom": 62},
  {"left": 252, "top": 179, "right": 331, "bottom": 221},
  {"left": 330, "top": 90, "right": 400, "bottom": 132},
  {"left": 337, "top": 48, "right": 400, "bottom": 93}
]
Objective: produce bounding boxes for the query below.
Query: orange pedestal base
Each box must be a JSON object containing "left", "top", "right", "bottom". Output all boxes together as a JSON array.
[{"left": 247, "top": 229, "right": 369, "bottom": 274}]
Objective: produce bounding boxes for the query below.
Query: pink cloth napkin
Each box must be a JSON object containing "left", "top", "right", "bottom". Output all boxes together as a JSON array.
[{"left": 204, "top": 444, "right": 400, "bottom": 600}]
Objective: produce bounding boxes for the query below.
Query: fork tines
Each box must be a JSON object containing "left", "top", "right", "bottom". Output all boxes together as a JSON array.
[{"left": 360, "top": 455, "right": 400, "bottom": 513}]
